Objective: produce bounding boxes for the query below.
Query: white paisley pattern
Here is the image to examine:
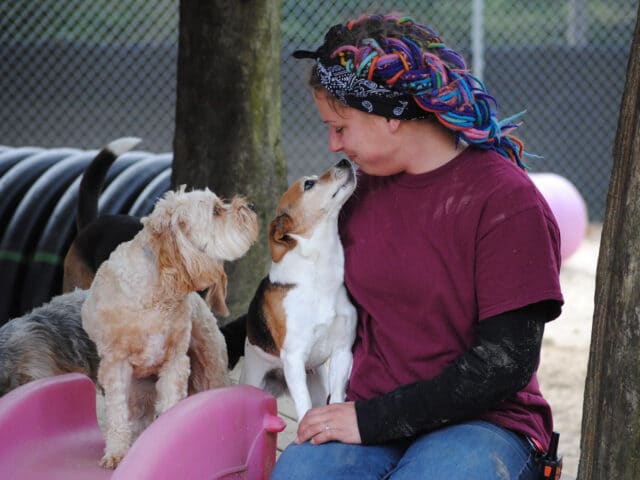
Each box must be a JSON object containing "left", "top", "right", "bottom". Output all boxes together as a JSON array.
[{"left": 317, "top": 60, "right": 412, "bottom": 118}]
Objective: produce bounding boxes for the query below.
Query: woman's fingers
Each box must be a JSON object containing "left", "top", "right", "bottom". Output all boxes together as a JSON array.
[{"left": 295, "top": 402, "right": 361, "bottom": 445}]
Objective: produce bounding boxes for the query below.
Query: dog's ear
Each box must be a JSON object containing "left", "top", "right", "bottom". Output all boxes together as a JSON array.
[
  {"left": 143, "top": 202, "right": 172, "bottom": 236},
  {"left": 269, "top": 213, "right": 297, "bottom": 263},
  {"left": 143, "top": 188, "right": 189, "bottom": 235},
  {"left": 204, "top": 266, "right": 229, "bottom": 317},
  {"left": 150, "top": 200, "right": 219, "bottom": 292},
  {"left": 143, "top": 199, "right": 189, "bottom": 286},
  {"left": 171, "top": 212, "right": 222, "bottom": 291}
]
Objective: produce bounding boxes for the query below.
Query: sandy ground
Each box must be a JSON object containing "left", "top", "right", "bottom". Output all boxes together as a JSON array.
[{"left": 537, "top": 223, "right": 601, "bottom": 479}]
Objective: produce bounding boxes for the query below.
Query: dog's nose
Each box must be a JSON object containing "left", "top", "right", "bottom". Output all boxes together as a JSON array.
[
  {"left": 336, "top": 158, "right": 351, "bottom": 169},
  {"left": 247, "top": 202, "right": 256, "bottom": 212}
]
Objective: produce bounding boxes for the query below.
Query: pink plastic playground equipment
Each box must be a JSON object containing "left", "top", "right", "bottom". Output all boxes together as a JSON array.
[{"left": 0, "top": 373, "right": 286, "bottom": 480}]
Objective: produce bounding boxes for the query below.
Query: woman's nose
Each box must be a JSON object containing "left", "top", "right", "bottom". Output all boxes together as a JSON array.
[{"left": 328, "top": 131, "right": 342, "bottom": 153}]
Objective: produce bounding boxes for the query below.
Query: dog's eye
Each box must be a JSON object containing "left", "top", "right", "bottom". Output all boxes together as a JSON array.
[
  {"left": 303, "top": 180, "right": 316, "bottom": 191},
  {"left": 213, "top": 204, "right": 223, "bottom": 216}
]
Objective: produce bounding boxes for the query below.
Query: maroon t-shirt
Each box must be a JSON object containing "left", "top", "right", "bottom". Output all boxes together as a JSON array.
[{"left": 340, "top": 147, "right": 563, "bottom": 448}]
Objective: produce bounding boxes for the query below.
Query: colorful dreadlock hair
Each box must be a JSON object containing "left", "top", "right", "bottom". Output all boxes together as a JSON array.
[{"left": 293, "top": 13, "right": 528, "bottom": 169}]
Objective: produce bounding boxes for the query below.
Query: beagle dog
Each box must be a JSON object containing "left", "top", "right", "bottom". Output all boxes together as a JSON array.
[
  {"left": 240, "top": 158, "right": 357, "bottom": 420},
  {"left": 63, "top": 137, "right": 143, "bottom": 293}
]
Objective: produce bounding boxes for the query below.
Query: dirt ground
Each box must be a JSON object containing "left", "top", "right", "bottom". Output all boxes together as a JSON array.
[{"left": 537, "top": 223, "right": 601, "bottom": 479}]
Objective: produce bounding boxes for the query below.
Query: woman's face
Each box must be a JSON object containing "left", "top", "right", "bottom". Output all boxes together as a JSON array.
[{"left": 313, "top": 92, "right": 403, "bottom": 176}]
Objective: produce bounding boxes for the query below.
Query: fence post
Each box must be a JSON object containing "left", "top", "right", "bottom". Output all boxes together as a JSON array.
[{"left": 472, "top": 0, "right": 485, "bottom": 81}]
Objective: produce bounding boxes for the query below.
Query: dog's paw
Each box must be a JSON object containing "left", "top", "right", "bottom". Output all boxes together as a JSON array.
[{"left": 99, "top": 452, "right": 125, "bottom": 469}]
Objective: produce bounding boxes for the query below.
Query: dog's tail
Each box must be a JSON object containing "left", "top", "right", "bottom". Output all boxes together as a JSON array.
[
  {"left": 76, "top": 137, "right": 141, "bottom": 231},
  {"left": 220, "top": 313, "right": 247, "bottom": 369}
]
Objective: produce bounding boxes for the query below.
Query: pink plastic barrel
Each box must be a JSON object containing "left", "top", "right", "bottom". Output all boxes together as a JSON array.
[{"left": 0, "top": 373, "right": 286, "bottom": 480}]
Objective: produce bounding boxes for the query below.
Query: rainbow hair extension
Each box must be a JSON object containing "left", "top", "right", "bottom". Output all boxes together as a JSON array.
[{"left": 324, "top": 14, "right": 530, "bottom": 168}]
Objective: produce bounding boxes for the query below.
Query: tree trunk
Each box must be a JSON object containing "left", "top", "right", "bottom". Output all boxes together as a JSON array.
[
  {"left": 173, "top": 0, "right": 286, "bottom": 319},
  {"left": 578, "top": 8, "right": 640, "bottom": 480}
]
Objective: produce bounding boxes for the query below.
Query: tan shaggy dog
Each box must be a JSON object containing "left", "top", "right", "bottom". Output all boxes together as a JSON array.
[{"left": 82, "top": 186, "right": 258, "bottom": 468}]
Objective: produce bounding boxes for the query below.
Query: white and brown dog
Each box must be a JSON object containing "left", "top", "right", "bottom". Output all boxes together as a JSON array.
[
  {"left": 240, "top": 158, "right": 357, "bottom": 421},
  {"left": 82, "top": 185, "right": 258, "bottom": 468}
]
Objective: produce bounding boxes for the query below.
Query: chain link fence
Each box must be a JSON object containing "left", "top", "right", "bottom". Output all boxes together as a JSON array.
[
  {"left": 1, "top": 1, "right": 637, "bottom": 221},
  {"left": 0, "top": 1, "right": 178, "bottom": 153}
]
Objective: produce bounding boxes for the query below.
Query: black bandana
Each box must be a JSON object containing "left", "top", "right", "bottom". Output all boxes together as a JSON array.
[
  {"left": 315, "top": 60, "right": 427, "bottom": 119},
  {"left": 294, "top": 41, "right": 428, "bottom": 120}
]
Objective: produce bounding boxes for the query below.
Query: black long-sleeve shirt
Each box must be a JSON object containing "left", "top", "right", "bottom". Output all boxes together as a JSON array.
[{"left": 355, "top": 301, "right": 557, "bottom": 444}]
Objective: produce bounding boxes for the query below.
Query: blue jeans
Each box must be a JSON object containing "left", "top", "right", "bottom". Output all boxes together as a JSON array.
[{"left": 271, "top": 420, "right": 539, "bottom": 479}]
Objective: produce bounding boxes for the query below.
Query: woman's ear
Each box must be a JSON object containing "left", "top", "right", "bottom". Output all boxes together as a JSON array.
[{"left": 386, "top": 118, "right": 401, "bottom": 132}]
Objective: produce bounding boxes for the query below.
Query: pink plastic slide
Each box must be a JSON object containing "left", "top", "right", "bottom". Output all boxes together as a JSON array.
[{"left": 0, "top": 373, "right": 286, "bottom": 479}]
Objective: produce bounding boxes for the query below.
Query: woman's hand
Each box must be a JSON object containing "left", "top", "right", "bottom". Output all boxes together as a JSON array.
[{"left": 295, "top": 401, "right": 362, "bottom": 445}]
